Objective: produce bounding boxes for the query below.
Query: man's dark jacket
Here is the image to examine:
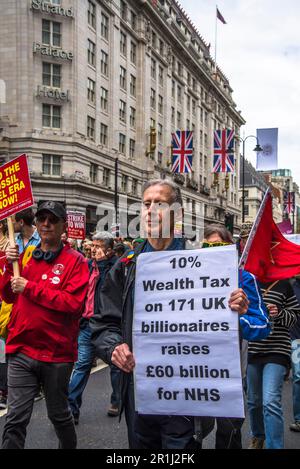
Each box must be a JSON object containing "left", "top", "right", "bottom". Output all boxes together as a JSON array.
[
  {"left": 90, "top": 242, "right": 145, "bottom": 408},
  {"left": 89, "top": 240, "right": 214, "bottom": 440}
]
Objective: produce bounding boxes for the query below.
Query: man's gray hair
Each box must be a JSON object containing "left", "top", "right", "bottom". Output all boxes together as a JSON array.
[
  {"left": 92, "top": 231, "right": 114, "bottom": 249},
  {"left": 142, "top": 179, "right": 183, "bottom": 206}
]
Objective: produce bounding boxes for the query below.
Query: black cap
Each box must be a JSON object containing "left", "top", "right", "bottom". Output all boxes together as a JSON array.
[{"left": 36, "top": 201, "right": 67, "bottom": 221}]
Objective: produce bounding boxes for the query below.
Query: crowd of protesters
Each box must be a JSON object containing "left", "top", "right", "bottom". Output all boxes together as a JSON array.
[{"left": 0, "top": 179, "right": 299, "bottom": 449}]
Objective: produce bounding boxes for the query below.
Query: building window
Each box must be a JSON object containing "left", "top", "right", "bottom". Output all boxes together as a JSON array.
[
  {"left": 103, "top": 167, "right": 110, "bottom": 186},
  {"left": 132, "top": 178, "right": 138, "bottom": 193},
  {"left": 119, "top": 133, "right": 126, "bottom": 154},
  {"left": 158, "top": 151, "right": 163, "bottom": 165},
  {"left": 42, "top": 63, "right": 61, "bottom": 88},
  {"left": 120, "top": 66, "right": 126, "bottom": 90},
  {"left": 158, "top": 123, "right": 163, "bottom": 143},
  {"left": 101, "top": 50, "right": 108, "bottom": 76},
  {"left": 87, "top": 78, "right": 96, "bottom": 104},
  {"left": 87, "top": 116, "right": 95, "bottom": 140},
  {"left": 151, "top": 58, "right": 156, "bottom": 79},
  {"left": 129, "top": 139, "right": 135, "bottom": 158},
  {"left": 171, "top": 107, "right": 175, "bottom": 124},
  {"left": 130, "top": 11, "right": 137, "bottom": 30},
  {"left": 130, "top": 74, "right": 136, "bottom": 97},
  {"left": 42, "top": 19, "right": 61, "bottom": 47},
  {"left": 121, "top": 174, "right": 128, "bottom": 192},
  {"left": 120, "top": 31, "right": 127, "bottom": 56},
  {"left": 130, "top": 41, "right": 136, "bottom": 65},
  {"left": 42, "top": 154, "right": 61, "bottom": 176},
  {"left": 90, "top": 163, "right": 97, "bottom": 183},
  {"left": 158, "top": 66, "right": 163, "bottom": 86},
  {"left": 120, "top": 0, "right": 127, "bottom": 21},
  {"left": 187, "top": 72, "right": 191, "bottom": 87},
  {"left": 101, "top": 13, "right": 109, "bottom": 39},
  {"left": 150, "top": 118, "right": 156, "bottom": 129},
  {"left": 130, "top": 107, "right": 136, "bottom": 128},
  {"left": 192, "top": 99, "right": 196, "bottom": 116},
  {"left": 150, "top": 88, "right": 156, "bottom": 109},
  {"left": 88, "top": 39, "right": 96, "bottom": 66},
  {"left": 244, "top": 205, "right": 249, "bottom": 216},
  {"left": 42, "top": 104, "right": 61, "bottom": 128},
  {"left": 119, "top": 100, "right": 126, "bottom": 122},
  {"left": 88, "top": 1, "right": 96, "bottom": 29},
  {"left": 186, "top": 119, "right": 190, "bottom": 130},
  {"left": 158, "top": 95, "right": 163, "bottom": 114},
  {"left": 187, "top": 95, "right": 191, "bottom": 112},
  {"left": 177, "top": 85, "right": 182, "bottom": 104},
  {"left": 159, "top": 39, "right": 164, "bottom": 56},
  {"left": 172, "top": 80, "right": 175, "bottom": 98},
  {"left": 100, "top": 123, "right": 108, "bottom": 146},
  {"left": 177, "top": 61, "right": 182, "bottom": 77},
  {"left": 177, "top": 111, "right": 181, "bottom": 128},
  {"left": 152, "top": 31, "right": 157, "bottom": 49},
  {"left": 100, "top": 87, "right": 108, "bottom": 111}
]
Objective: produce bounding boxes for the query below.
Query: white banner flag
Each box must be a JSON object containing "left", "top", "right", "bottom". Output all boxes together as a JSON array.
[
  {"left": 256, "top": 128, "right": 278, "bottom": 170},
  {"left": 133, "top": 246, "right": 245, "bottom": 418}
]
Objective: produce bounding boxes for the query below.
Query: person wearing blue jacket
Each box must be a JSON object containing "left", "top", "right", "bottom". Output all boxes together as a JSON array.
[{"left": 202, "top": 224, "right": 270, "bottom": 449}]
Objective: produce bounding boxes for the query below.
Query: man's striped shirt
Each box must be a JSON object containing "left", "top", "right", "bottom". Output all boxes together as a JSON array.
[{"left": 248, "top": 279, "right": 300, "bottom": 367}]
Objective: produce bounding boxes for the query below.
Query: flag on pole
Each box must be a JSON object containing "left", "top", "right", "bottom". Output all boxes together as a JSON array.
[
  {"left": 240, "top": 189, "right": 300, "bottom": 282},
  {"left": 171, "top": 130, "right": 193, "bottom": 173},
  {"left": 213, "top": 129, "right": 235, "bottom": 173},
  {"left": 217, "top": 7, "right": 226, "bottom": 24},
  {"left": 256, "top": 128, "right": 278, "bottom": 170},
  {"left": 283, "top": 191, "right": 295, "bottom": 214}
]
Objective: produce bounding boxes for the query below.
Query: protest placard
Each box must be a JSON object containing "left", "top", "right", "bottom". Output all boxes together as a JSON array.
[
  {"left": 67, "top": 211, "right": 86, "bottom": 240},
  {"left": 133, "top": 245, "right": 244, "bottom": 418},
  {"left": 0, "top": 154, "right": 34, "bottom": 219},
  {"left": 0, "top": 154, "right": 34, "bottom": 277}
]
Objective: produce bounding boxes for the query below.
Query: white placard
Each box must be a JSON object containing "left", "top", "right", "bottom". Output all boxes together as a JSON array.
[
  {"left": 285, "top": 234, "right": 300, "bottom": 245},
  {"left": 133, "top": 245, "right": 244, "bottom": 418}
]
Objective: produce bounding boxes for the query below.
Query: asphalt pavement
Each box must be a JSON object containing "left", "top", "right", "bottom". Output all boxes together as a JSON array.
[{"left": 0, "top": 364, "right": 299, "bottom": 449}]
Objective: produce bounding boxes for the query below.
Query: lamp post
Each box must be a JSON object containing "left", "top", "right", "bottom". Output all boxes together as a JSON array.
[{"left": 235, "top": 135, "right": 263, "bottom": 223}]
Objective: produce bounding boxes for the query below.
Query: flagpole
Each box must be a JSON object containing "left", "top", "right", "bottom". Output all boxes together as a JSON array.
[{"left": 214, "top": 5, "right": 218, "bottom": 75}]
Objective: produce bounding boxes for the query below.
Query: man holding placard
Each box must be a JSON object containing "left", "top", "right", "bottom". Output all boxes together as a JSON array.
[
  {"left": 0, "top": 201, "right": 89, "bottom": 449},
  {"left": 91, "top": 179, "right": 250, "bottom": 449}
]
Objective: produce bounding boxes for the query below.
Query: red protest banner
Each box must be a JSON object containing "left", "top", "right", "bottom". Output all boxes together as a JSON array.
[
  {"left": 67, "top": 211, "right": 86, "bottom": 240},
  {"left": 0, "top": 154, "right": 34, "bottom": 219}
]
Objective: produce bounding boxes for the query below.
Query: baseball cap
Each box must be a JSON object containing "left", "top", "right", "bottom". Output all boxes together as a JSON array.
[{"left": 36, "top": 201, "right": 67, "bottom": 221}]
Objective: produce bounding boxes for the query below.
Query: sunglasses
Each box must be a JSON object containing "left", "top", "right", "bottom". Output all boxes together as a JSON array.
[
  {"left": 202, "top": 241, "right": 231, "bottom": 248},
  {"left": 36, "top": 213, "right": 61, "bottom": 224}
]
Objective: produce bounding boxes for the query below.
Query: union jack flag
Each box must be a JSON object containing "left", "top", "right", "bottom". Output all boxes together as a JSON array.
[
  {"left": 213, "top": 129, "right": 235, "bottom": 173},
  {"left": 284, "top": 191, "right": 295, "bottom": 214},
  {"left": 171, "top": 130, "right": 193, "bottom": 173}
]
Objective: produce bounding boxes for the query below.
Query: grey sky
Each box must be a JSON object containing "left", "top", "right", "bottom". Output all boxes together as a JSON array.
[{"left": 179, "top": 0, "right": 300, "bottom": 183}]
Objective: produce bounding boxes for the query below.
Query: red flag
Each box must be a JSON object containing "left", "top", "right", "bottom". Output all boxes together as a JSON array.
[
  {"left": 240, "top": 190, "right": 300, "bottom": 282},
  {"left": 217, "top": 8, "right": 226, "bottom": 24}
]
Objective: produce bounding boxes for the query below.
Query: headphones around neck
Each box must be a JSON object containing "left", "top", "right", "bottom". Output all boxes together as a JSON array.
[{"left": 32, "top": 242, "right": 64, "bottom": 263}]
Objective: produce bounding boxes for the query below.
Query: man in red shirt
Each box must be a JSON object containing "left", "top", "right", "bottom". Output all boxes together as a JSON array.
[{"left": 0, "top": 201, "right": 89, "bottom": 449}]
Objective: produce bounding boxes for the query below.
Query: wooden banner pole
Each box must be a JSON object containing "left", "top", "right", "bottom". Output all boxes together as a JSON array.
[{"left": 7, "top": 216, "right": 20, "bottom": 278}]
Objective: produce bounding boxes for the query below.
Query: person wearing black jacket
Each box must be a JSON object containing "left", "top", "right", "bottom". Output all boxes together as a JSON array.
[
  {"left": 68, "top": 232, "right": 117, "bottom": 425},
  {"left": 90, "top": 179, "right": 249, "bottom": 449}
]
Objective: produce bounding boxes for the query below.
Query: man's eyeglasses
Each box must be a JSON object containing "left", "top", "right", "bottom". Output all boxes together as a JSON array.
[
  {"left": 36, "top": 213, "right": 60, "bottom": 225},
  {"left": 202, "top": 241, "right": 231, "bottom": 248}
]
